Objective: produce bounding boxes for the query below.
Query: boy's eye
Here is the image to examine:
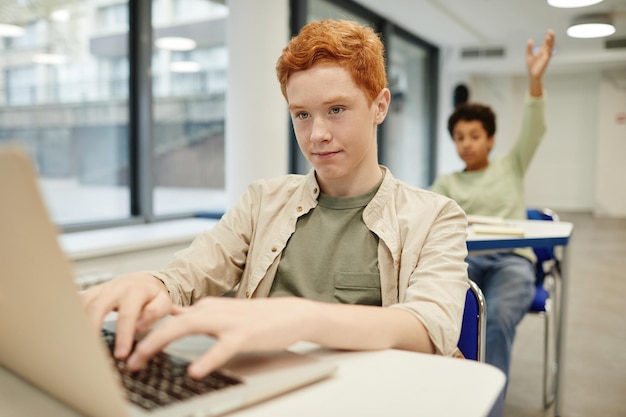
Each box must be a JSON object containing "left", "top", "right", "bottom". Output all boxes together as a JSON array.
[
  {"left": 330, "top": 107, "right": 342, "bottom": 115},
  {"left": 296, "top": 112, "right": 310, "bottom": 120}
]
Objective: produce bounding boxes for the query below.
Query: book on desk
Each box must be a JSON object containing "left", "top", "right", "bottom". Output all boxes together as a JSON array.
[{"left": 466, "top": 214, "right": 526, "bottom": 236}]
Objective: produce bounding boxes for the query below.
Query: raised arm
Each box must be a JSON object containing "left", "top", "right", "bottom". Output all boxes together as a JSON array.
[{"left": 527, "top": 29, "right": 555, "bottom": 97}]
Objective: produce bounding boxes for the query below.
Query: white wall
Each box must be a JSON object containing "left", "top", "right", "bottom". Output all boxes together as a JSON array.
[
  {"left": 595, "top": 74, "right": 626, "bottom": 217},
  {"left": 437, "top": 65, "right": 626, "bottom": 218},
  {"left": 527, "top": 73, "right": 599, "bottom": 212},
  {"left": 226, "top": 0, "right": 290, "bottom": 205}
]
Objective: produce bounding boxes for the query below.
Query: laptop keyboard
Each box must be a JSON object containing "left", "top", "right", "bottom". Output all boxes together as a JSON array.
[{"left": 102, "top": 328, "right": 242, "bottom": 410}]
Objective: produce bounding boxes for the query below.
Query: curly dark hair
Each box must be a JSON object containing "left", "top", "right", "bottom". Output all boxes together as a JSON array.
[{"left": 447, "top": 103, "right": 496, "bottom": 138}]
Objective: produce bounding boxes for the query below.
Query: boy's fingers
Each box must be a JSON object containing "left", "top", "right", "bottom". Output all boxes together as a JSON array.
[{"left": 188, "top": 339, "right": 240, "bottom": 379}]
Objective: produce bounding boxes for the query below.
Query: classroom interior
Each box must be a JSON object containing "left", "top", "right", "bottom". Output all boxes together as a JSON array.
[{"left": 1, "top": 0, "right": 625, "bottom": 416}]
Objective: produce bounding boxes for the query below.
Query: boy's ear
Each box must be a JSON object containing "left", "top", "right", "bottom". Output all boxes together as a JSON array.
[{"left": 374, "top": 88, "right": 391, "bottom": 125}]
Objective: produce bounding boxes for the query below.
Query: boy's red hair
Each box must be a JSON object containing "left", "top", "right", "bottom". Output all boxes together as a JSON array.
[{"left": 276, "top": 19, "right": 387, "bottom": 105}]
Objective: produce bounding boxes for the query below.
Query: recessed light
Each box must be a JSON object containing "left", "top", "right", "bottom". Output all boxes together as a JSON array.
[
  {"left": 32, "top": 53, "right": 67, "bottom": 64},
  {"left": 51, "top": 9, "right": 71, "bottom": 22},
  {"left": 170, "top": 61, "right": 201, "bottom": 73},
  {"left": 548, "top": 0, "right": 603, "bottom": 7},
  {"left": 155, "top": 37, "right": 197, "bottom": 51},
  {"left": 0, "top": 23, "right": 24, "bottom": 37},
  {"left": 567, "top": 13, "right": 616, "bottom": 38}
]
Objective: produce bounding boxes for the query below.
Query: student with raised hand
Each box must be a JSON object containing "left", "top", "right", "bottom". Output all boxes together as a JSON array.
[
  {"left": 431, "top": 30, "right": 555, "bottom": 382},
  {"left": 82, "top": 19, "right": 469, "bottom": 378}
]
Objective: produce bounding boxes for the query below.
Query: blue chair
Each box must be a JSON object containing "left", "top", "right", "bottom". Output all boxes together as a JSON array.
[
  {"left": 526, "top": 208, "right": 562, "bottom": 409},
  {"left": 459, "top": 280, "right": 486, "bottom": 362}
]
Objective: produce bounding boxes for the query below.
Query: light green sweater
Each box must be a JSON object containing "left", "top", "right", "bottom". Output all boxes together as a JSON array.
[{"left": 431, "top": 94, "right": 546, "bottom": 261}]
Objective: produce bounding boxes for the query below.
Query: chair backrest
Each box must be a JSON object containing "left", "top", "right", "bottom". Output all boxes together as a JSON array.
[
  {"left": 526, "top": 208, "right": 560, "bottom": 283},
  {"left": 458, "top": 280, "right": 486, "bottom": 361}
]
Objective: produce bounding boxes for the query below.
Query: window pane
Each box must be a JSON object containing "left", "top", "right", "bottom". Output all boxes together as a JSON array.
[
  {"left": 0, "top": 0, "right": 130, "bottom": 225},
  {"left": 152, "top": 0, "right": 228, "bottom": 216},
  {"left": 308, "top": 0, "right": 370, "bottom": 24},
  {"left": 386, "top": 33, "right": 431, "bottom": 188}
]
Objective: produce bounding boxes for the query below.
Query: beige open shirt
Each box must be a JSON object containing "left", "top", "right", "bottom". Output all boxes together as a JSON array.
[{"left": 150, "top": 167, "right": 469, "bottom": 356}]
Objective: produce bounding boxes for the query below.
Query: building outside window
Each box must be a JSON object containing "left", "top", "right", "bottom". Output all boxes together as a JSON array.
[
  {"left": 151, "top": 0, "right": 228, "bottom": 217},
  {"left": 0, "top": 0, "right": 229, "bottom": 227}
]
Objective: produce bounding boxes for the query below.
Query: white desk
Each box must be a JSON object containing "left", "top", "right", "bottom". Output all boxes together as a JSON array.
[
  {"left": 0, "top": 345, "right": 505, "bottom": 417},
  {"left": 466, "top": 218, "right": 574, "bottom": 417},
  {"left": 467, "top": 219, "right": 573, "bottom": 253}
]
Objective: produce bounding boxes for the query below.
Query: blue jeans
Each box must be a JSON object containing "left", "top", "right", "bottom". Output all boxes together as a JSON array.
[{"left": 466, "top": 253, "right": 535, "bottom": 382}]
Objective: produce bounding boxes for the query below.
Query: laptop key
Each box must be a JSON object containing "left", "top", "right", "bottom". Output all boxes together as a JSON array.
[{"left": 101, "top": 328, "right": 242, "bottom": 410}]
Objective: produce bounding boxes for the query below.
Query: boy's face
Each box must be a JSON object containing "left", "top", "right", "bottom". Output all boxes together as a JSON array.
[
  {"left": 286, "top": 65, "right": 389, "bottom": 195},
  {"left": 451, "top": 120, "right": 493, "bottom": 171}
]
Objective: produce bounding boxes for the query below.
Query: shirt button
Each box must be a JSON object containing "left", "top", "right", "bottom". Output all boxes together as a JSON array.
[
  {"left": 313, "top": 188, "right": 318, "bottom": 194},
  {"left": 245, "top": 291, "right": 251, "bottom": 298},
  {"left": 271, "top": 247, "right": 278, "bottom": 252},
  {"left": 296, "top": 206, "right": 303, "bottom": 212}
]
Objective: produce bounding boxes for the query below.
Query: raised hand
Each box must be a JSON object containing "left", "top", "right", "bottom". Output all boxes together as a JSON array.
[{"left": 527, "top": 29, "right": 555, "bottom": 96}]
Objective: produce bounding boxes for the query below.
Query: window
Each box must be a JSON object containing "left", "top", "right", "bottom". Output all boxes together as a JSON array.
[
  {"left": 384, "top": 28, "right": 437, "bottom": 188},
  {"left": 98, "top": 3, "right": 129, "bottom": 33},
  {"left": 5, "top": 66, "right": 36, "bottom": 105},
  {"left": 151, "top": 0, "right": 228, "bottom": 217},
  {"left": 6, "top": 20, "right": 46, "bottom": 50},
  {"left": 0, "top": 0, "right": 229, "bottom": 229},
  {"left": 0, "top": 0, "right": 131, "bottom": 225}
]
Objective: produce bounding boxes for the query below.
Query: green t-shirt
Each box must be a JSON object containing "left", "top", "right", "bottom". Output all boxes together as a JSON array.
[{"left": 269, "top": 179, "right": 382, "bottom": 306}]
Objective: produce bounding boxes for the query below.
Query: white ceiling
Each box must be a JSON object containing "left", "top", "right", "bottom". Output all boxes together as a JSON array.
[{"left": 354, "top": 0, "right": 626, "bottom": 75}]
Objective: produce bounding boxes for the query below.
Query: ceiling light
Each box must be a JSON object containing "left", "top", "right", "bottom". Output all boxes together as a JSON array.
[
  {"left": 32, "top": 53, "right": 67, "bottom": 64},
  {"left": 170, "top": 61, "right": 201, "bottom": 73},
  {"left": 567, "top": 13, "right": 616, "bottom": 38},
  {"left": 0, "top": 23, "right": 24, "bottom": 37},
  {"left": 155, "top": 37, "right": 196, "bottom": 51},
  {"left": 548, "top": 0, "right": 603, "bottom": 7},
  {"left": 51, "top": 9, "right": 71, "bottom": 22}
]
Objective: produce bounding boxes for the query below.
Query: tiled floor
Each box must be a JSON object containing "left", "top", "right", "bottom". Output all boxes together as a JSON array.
[{"left": 504, "top": 212, "right": 626, "bottom": 417}]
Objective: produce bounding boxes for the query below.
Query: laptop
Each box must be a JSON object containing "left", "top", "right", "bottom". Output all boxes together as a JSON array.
[{"left": 0, "top": 146, "right": 337, "bottom": 417}]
